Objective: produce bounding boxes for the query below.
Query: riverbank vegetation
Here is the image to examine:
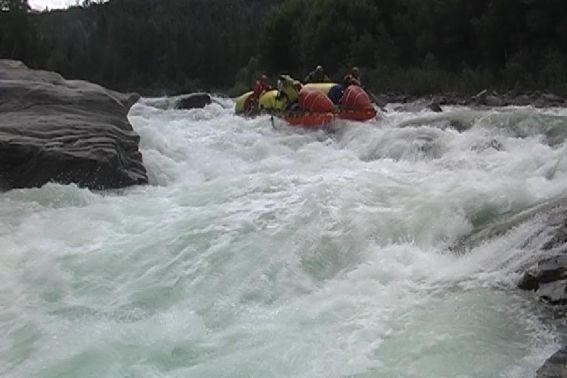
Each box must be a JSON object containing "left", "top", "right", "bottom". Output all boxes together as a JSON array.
[{"left": 2, "top": 0, "right": 566, "bottom": 96}]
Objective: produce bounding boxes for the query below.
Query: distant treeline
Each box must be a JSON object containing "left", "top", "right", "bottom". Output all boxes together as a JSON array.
[
  {"left": 1, "top": 0, "right": 282, "bottom": 94},
  {"left": 1, "top": 0, "right": 567, "bottom": 95}
]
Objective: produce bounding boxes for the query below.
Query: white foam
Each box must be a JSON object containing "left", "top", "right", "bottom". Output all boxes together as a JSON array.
[{"left": 1, "top": 100, "right": 564, "bottom": 376}]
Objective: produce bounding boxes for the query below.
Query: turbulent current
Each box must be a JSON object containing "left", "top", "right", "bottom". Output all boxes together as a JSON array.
[{"left": 2, "top": 97, "right": 567, "bottom": 377}]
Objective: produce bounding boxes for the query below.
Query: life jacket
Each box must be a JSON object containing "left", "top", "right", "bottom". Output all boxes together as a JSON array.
[
  {"left": 253, "top": 81, "right": 270, "bottom": 100},
  {"left": 277, "top": 75, "right": 300, "bottom": 105},
  {"left": 244, "top": 81, "right": 271, "bottom": 113},
  {"left": 328, "top": 84, "right": 344, "bottom": 105},
  {"left": 304, "top": 71, "right": 331, "bottom": 84}
]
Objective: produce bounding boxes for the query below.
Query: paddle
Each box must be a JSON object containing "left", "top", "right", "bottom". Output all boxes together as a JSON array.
[{"left": 367, "top": 90, "right": 387, "bottom": 112}]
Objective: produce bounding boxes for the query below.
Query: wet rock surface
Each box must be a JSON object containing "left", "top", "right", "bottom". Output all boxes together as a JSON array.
[
  {"left": 175, "top": 92, "right": 212, "bottom": 109},
  {"left": 376, "top": 89, "right": 567, "bottom": 110},
  {"left": 0, "top": 60, "right": 147, "bottom": 190},
  {"left": 453, "top": 196, "right": 567, "bottom": 376},
  {"left": 537, "top": 346, "right": 567, "bottom": 378},
  {"left": 518, "top": 212, "right": 567, "bottom": 305},
  {"left": 451, "top": 195, "right": 567, "bottom": 375},
  {"left": 519, "top": 255, "right": 567, "bottom": 305}
]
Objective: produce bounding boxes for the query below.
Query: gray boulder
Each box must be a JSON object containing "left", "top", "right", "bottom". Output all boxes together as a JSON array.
[
  {"left": 485, "top": 95, "right": 504, "bottom": 107},
  {"left": 537, "top": 346, "right": 567, "bottom": 378},
  {"left": 427, "top": 100, "right": 443, "bottom": 112},
  {"left": 0, "top": 60, "right": 147, "bottom": 190},
  {"left": 395, "top": 98, "right": 442, "bottom": 112},
  {"left": 535, "top": 93, "right": 565, "bottom": 108},
  {"left": 519, "top": 255, "right": 567, "bottom": 305},
  {"left": 471, "top": 89, "right": 507, "bottom": 107},
  {"left": 471, "top": 89, "right": 488, "bottom": 105},
  {"left": 175, "top": 93, "right": 212, "bottom": 109},
  {"left": 514, "top": 94, "right": 534, "bottom": 106}
]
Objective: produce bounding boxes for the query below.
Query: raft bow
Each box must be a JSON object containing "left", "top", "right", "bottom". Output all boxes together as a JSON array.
[{"left": 235, "top": 83, "right": 377, "bottom": 128}]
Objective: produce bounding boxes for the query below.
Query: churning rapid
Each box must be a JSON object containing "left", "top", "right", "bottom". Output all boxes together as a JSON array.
[{"left": 2, "top": 97, "right": 567, "bottom": 377}]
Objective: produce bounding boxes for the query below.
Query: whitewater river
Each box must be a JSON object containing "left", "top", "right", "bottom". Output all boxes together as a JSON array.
[{"left": 2, "top": 98, "right": 567, "bottom": 377}]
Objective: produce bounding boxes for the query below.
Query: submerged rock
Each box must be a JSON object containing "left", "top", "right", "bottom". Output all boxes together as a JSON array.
[
  {"left": 394, "top": 98, "right": 443, "bottom": 112},
  {"left": 452, "top": 197, "right": 567, "bottom": 253},
  {"left": 427, "top": 101, "right": 443, "bottom": 112},
  {"left": 470, "top": 139, "right": 504, "bottom": 152},
  {"left": 517, "top": 214, "right": 567, "bottom": 305},
  {"left": 537, "top": 346, "right": 567, "bottom": 378},
  {"left": 484, "top": 94, "right": 505, "bottom": 107},
  {"left": 535, "top": 93, "right": 565, "bottom": 108},
  {"left": 447, "top": 119, "right": 469, "bottom": 132},
  {"left": 518, "top": 255, "right": 567, "bottom": 305},
  {"left": 0, "top": 60, "right": 147, "bottom": 190},
  {"left": 175, "top": 93, "right": 212, "bottom": 109}
]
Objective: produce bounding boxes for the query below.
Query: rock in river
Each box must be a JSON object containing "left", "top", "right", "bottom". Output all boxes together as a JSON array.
[
  {"left": 518, "top": 255, "right": 567, "bottom": 305},
  {"left": 0, "top": 60, "right": 147, "bottom": 190},
  {"left": 175, "top": 92, "right": 212, "bottom": 109},
  {"left": 537, "top": 346, "right": 567, "bottom": 378}
]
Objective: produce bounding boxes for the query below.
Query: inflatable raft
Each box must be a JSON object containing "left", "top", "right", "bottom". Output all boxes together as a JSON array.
[{"left": 235, "top": 83, "right": 376, "bottom": 128}]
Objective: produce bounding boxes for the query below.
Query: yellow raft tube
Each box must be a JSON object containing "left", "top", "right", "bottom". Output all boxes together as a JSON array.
[
  {"left": 234, "top": 91, "right": 253, "bottom": 114},
  {"left": 234, "top": 83, "right": 337, "bottom": 114}
]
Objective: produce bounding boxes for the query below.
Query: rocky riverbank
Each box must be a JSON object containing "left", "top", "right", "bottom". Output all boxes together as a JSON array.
[
  {"left": 454, "top": 195, "right": 567, "bottom": 376},
  {"left": 538, "top": 346, "right": 567, "bottom": 378},
  {"left": 375, "top": 89, "right": 567, "bottom": 112},
  {"left": 519, "top": 209, "right": 567, "bottom": 377},
  {"left": 0, "top": 60, "right": 147, "bottom": 191}
]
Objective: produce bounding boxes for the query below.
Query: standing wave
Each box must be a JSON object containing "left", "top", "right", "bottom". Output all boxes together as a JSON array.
[{"left": 1, "top": 99, "right": 566, "bottom": 377}]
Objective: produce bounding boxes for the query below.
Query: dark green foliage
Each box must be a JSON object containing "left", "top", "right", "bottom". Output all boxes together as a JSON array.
[
  {"left": 1, "top": 0, "right": 282, "bottom": 94},
  {"left": 1, "top": 0, "right": 566, "bottom": 95},
  {"left": 261, "top": 0, "right": 567, "bottom": 95},
  {"left": 0, "top": 0, "right": 37, "bottom": 63}
]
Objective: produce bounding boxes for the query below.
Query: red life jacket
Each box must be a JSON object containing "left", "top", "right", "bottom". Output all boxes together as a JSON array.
[{"left": 252, "top": 81, "right": 269, "bottom": 100}]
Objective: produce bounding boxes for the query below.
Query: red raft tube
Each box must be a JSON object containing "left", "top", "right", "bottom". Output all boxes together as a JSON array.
[
  {"left": 337, "top": 85, "right": 377, "bottom": 121},
  {"left": 282, "top": 85, "right": 377, "bottom": 127},
  {"left": 283, "top": 87, "right": 336, "bottom": 127},
  {"left": 283, "top": 112, "right": 336, "bottom": 128}
]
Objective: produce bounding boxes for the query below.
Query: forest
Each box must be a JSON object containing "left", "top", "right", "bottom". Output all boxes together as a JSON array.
[{"left": 1, "top": 0, "right": 567, "bottom": 95}]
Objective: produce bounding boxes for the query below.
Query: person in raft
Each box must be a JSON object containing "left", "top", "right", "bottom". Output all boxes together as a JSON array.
[
  {"left": 328, "top": 74, "right": 360, "bottom": 105},
  {"left": 276, "top": 74, "right": 303, "bottom": 111},
  {"left": 304, "top": 65, "right": 332, "bottom": 84},
  {"left": 348, "top": 66, "right": 383, "bottom": 108},
  {"left": 344, "top": 74, "right": 361, "bottom": 87},
  {"left": 350, "top": 67, "right": 362, "bottom": 86},
  {"left": 245, "top": 74, "right": 272, "bottom": 115}
]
